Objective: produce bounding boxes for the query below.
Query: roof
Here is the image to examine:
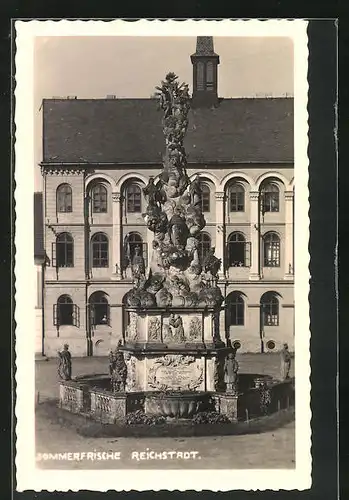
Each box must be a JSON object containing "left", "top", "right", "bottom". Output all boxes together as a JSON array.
[
  {"left": 191, "top": 36, "right": 219, "bottom": 57},
  {"left": 34, "top": 192, "right": 45, "bottom": 262},
  {"left": 42, "top": 98, "right": 294, "bottom": 164}
]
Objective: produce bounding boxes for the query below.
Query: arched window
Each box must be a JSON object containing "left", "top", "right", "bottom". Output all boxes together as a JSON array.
[
  {"left": 89, "top": 292, "right": 110, "bottom": 326},
  {"left": 197, "top": 62, "right": 205, "bottom": 91},
  {"left": 123, "top": 232, "right": 146, "bottom": 269},
  {"left": 91, "top": 184, "right": 107, "bottom": 213},
  {"left": 261, "top": 183, "right": 279, "bottom": 212},
  {"left": 226, "top": 292, "right": 245, "bottom": 326},
  {"left": 56, "top": 295, "right": 73, "bottom": 325},
  {"left": 91, "top": 233, "right": 109, "bottom": 268},
  {"left": 227, "top": 232, "right": 249, "bottom": 267},
  {"left": 126, "top": 184, "right": 142, "bottom": 213},
  {"left": 263, "top": 232, "right": 280, "bottom": 267},
  {"left": 206, "top": 61, "right": 214, "bottom": 90},
  {"left": 261, "top": 292, "right": 279, "bottom": 326},
  {"left": 201, "top": 184, "right": 210, "bottom": 213},
  {"left": 56, "top": 233, "right": 73, "bottom": 268},
  {"left": 229, "top": 184, "right": 245, "bottom": 212},
  {"left": 56, "top": 184, "right": 72, "bottom": 213},
  {"left": 197, "top": 232, "right": 211, "bottom": 264}
]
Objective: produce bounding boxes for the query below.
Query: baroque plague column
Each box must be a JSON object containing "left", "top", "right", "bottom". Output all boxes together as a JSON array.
[{"left": 118, "top": 72, "right": 231, "bottom": 393}]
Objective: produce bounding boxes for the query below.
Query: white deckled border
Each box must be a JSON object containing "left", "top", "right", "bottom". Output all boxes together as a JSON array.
[{"left": 14, "top": 18, "right": 310, "bottom": 492}]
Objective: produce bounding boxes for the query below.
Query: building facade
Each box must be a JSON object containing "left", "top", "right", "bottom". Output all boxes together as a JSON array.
[{"left": 37, "top": 37, "right": 294, "bottom": 357}]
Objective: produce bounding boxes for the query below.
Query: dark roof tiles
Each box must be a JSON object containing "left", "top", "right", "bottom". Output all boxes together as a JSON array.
[{"left": 42, "top": 98, "right": 293, "bottom": 164}]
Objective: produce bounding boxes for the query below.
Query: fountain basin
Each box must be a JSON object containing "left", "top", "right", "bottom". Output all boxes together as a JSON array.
[{"left": 145, "top": 391, "right": 211, "bottom": 418}]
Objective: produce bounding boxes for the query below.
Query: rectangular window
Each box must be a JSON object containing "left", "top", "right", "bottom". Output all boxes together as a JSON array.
[
  {"left": 264, "top": 242, "right": 280, "bottom": 267},
  {"left": 231, "top": 304, "right": 244, "bottom": 325},
  {"left": 264, "top": 309, "right": 279, "bottom": 326},
  {"left": 230, "top": 191, "right": 244, "bottom": 212},
  {"left": 226, "top": 242, "right": 251, "bottom": 268},
  {"left": 92, "top": 247, "right": 108, "bottom": 267},
  {"left": 54, "top": 242, "right": 74, "bottom": 268},
  {"left": 53, "top": 304, "right": 80, "bottom": 327}
]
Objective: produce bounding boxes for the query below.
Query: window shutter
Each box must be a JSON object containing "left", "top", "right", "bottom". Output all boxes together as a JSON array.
[
  {"left": 53, "top": 303, "right": 58, "bottom": 326},
  {"left": 142, "top": 242, "right": 148, "bottom": 268},
  {"left": 107, "top": 303, "right": 111, "bottom": 326},
  {"left": 224, "top": 242, "right": 229, "bottom": 271},
  {"left": 245, "top": 242, "right": 251, "bottom": 267},
  {"left": 51, "top": 242, "right": 57, "bottom": 268},
  {"left": 73, "top": 304, "right": 80, "bottom": 327},
  {"left": 122, "top": 236, "right": 130, "bottom": 271}
]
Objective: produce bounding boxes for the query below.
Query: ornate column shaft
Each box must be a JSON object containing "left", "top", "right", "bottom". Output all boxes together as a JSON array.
[
  {"left": 250, "top": 191, "right": 260, "bottom": 280},
  {"left": 284, "top": 190, "right": 294, "bottom": 279},
  {"left": 215, "top": 192, "right": 225, "bottom": 277},
  {"left": 112, "top": 192, "right": 122, "bottom": 276}
]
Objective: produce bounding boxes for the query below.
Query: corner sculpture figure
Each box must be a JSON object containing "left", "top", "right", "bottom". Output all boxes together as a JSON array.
[
  {"left": 131, "top": 246, "right": 146, "bottom": 284},
  {"left": 224, "top": 352, "right": 239, "bottom": 394},
  {"left": 280, "top": 342, "right": 292, "bottom": 380},
  {"left": 189, "top": 174, "right": 203, "bottom": 207},
  {"left": 57, "top": 344, "right": 72, "bottom": 381},
  {"left": 110, "top": 340, "right": 127, "bottom": 392}
]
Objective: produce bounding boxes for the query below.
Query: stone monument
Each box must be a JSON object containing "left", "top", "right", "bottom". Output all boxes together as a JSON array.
[{"left": 120, "top": 72, "right": 230, "bottom": 394}]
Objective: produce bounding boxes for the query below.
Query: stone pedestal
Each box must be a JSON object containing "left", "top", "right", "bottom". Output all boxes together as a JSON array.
[
  {"left": 121, "top": 306, "right": 229, "bottom": 394},
  {"left": 212, "top": 393, "right": 238, "bottom": 422},
  {"left": 90, "top": 389, "right": 127, "bottom": 424},
  {"left": 59, "top": 381, "right": 84, "bottom": 414}
]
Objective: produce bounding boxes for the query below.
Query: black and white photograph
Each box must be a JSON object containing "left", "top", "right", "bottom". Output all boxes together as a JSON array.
[{"left": 15, "top": 19, "right": 310, "bottom": 492}]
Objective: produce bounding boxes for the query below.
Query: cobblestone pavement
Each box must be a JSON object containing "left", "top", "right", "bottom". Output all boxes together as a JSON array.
[{"left": 35, "top": 353, "right": 295, "bottom": 470}]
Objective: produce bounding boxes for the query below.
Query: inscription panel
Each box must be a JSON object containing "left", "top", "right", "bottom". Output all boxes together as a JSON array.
[{"left": 148, "top": 355, "right": 203, "bottom": 391}]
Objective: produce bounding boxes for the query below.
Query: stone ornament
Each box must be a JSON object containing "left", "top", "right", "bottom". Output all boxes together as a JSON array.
[
  {"left": 188, "top": 316, "right": 202, "bottom": 341},
  {"left": 148, "top": 355, "right": 203, "bottom": 391},
  {"left": 126, "top": 312, "right": 139, "bottom": 342},
  {"left": 125, "top": 355, "right": 137, "bottom": 392},
  {"left": 148, "top": 317, "right": 162, "bottom": 342}
]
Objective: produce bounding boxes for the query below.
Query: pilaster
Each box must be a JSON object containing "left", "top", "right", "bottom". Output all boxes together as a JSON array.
[
  {"left": 284, "top": 191, "right": 294, "bottom": 280},
  {"left": 215, "top": 192, "right": 226, "bottom": 277},
  {"left": 112, "top": 192, "right": 122, "bottom": 278},
  {"left": 249, "top": 191, "right": 261, "bottom": 280}
]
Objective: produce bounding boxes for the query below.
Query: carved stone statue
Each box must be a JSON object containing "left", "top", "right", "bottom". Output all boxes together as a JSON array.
[
  {"left": 155, "top": 72, "right": 191, "bottom": 198},
  {"left": 143, "top": 177, "right": 163, "bottom": 209},
  {"left": 202, "top": 247, "right": 222, "bottom": 278},
  {"left": 168, "top": 209, "right": 188, "bottom": 249},
  {"left": 280, "top": 342, "right": 291, "bottom": 380},
  {"left": 131, "top": 246, "right": 145, "bottom": 281},
  {"left": 110, "top": 340, "right": 127, "bottom": 392},
  {"left": 58, "top": 344, "right": 72, "bottom": 380},
  {"left": 169, "top": 313, "right": 185, "bottom": 342},
  {"left": 224, "top": 352, "right": 239, "bottom": 394},
  {"left": 189, "top": 174, "right": 203, "bottom": 208}
]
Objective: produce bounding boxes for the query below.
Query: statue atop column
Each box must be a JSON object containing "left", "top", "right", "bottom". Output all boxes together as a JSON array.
[
  {"left": 224, "top": 351, "right": 239, "bottom": 395},
  {"left": 155, "top": 72, "right": 190, "bottom": 199},
  {"left": 280, "top": 342, "right": 292, "bottom": 380},
  {"left": 58, "top": 344, "right": 72, "bottom": 381}
]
